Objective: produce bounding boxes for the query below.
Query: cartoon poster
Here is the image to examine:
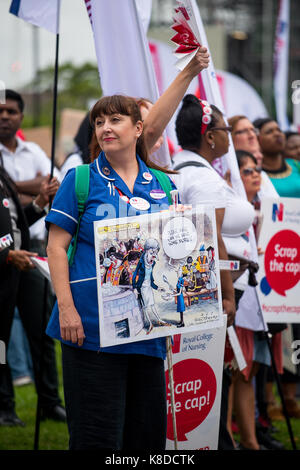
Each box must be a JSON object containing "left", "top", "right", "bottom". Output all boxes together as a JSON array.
[
  {"left": 94, "top": 207, "right": 223, "bottom": 347},
  {"left": 257, "top": 197, "right": 300, "bottom": 323},
  {"left": 165, "top": 316, "right": 227, "bottom": 450}
]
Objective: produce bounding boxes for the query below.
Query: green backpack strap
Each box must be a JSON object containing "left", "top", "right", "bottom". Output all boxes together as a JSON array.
[
  {"left": 149, "top": 168, "right": 173, "bottom": 205},
  {"left": 67, "top": 164, "right": 90, "bottom": 265}
]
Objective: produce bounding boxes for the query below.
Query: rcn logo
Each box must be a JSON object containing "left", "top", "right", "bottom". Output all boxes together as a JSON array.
[{"left": 272, "top": 203, "right": 284, "bottom": 222}]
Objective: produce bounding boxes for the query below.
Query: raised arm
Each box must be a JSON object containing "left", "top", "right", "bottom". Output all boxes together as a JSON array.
[{"left": 143, "top": 47, "right": 210, "bottom": 152}]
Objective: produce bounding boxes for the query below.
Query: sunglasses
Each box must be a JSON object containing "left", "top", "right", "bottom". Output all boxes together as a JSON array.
[{"left": 241, "top": 167, "right": 262, "bottom": 176}]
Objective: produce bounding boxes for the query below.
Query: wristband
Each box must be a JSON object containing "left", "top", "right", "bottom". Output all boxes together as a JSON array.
[{"left": 32, "top": 199, "right": 44, "bottom": 213}]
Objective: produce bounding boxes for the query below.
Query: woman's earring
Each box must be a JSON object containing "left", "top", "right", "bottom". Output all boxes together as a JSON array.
[{"left": 211, "top": 142, "right": 215, "bottom": 149}]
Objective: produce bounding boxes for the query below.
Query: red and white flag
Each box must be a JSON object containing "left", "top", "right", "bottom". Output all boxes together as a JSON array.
[{"left": 170, "top": 1, "right": 265, "bottom": 332}]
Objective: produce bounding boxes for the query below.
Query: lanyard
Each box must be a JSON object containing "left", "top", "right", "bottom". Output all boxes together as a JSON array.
[{"left": 114, "top": 185, "right": 130, "bottom": 204}]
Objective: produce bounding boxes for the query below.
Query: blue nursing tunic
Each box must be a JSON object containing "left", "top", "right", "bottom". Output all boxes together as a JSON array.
[{"left": 45, "top": 152, "right": 176, "bottom": 360}]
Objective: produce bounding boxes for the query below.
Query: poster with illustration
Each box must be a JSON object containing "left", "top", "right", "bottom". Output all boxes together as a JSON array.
[
  {"left": 257, "top": 197, "right": 300, "bottom": 323},
  {"left": 165, "top": 316, "right": 227, "bottom": 450},
  {"left": 94, "top": 206, "right": 223, "bottom": 347}
]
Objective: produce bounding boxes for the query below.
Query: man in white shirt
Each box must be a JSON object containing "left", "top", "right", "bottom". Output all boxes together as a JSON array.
[{"left": 0, "top": 89, "right": 65, "bottom": 425}]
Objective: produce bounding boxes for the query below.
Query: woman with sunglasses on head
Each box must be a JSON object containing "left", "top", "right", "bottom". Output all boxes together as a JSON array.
[
  {"left": 45, "top": 48, "right": 210, "bottom": 451},
  {"left": 237, "top": 150, "right": 262, "bottom": 203},
  {"left": 172, "top": 95, "right": 257, "bottom": 449}
]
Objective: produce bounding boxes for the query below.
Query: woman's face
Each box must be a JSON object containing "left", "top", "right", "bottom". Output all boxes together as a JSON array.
[
  {"left": 285, "top": 134, "right": 300, "bottom": 161},
  {"left": 210, "top": 116, "right": 230, "bottom": 157},
  {"left": 258, "top": 120, "right": 285, "bottom": 155},
  {"left": 95, "top": 113, "right": 142, "bottom": 155},
  {"left": 232, "top": 118, "right": 260, "bottom": 154},
  {"left": 239, "top": 157, "right": 261, "bottom": 199}
]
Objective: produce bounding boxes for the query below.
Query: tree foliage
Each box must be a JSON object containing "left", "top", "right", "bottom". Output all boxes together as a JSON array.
[{"left": 23, "top": 62, "right": 102, "bottom": 127}]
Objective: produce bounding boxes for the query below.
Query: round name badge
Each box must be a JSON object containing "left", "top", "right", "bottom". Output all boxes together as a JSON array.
[
  {"left": 2, "top": 198, "right": 9, "bottom": 208},
  {"left": 150, "top": 189, "right": 166, "bottom": 200},
  {"left": 143, "top": 172, "right": 153, "bottom": 181},
  {"left": 129, "top": 197, "right": 150, "bottom": 211}
]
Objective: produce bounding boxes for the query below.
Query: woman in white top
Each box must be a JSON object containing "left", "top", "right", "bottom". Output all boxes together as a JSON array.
[
  {"left": 172, "top": 94, "right": 256, "bottom": 449},
  {"left": 172, "top": 95, "right": 256, "bottom": 324}
]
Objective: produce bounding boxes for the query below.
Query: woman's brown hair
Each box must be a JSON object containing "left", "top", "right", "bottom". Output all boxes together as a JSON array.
[
  {"left": 227, "top": 115, "right": 248, "bottom": 133},
  {"left": 89, "top": 94, "right": 175, "bottom": 174}
]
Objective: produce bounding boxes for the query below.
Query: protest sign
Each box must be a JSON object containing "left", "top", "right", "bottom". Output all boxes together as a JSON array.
[
  {"left": 94, "top": 207, "right": 223, "bottom": 347},
  {"left": 257, "top": 197, "right": 300, "bottom": 323},
  {"left": 165, "top": 316, "right": 226, "bottom": 450}
]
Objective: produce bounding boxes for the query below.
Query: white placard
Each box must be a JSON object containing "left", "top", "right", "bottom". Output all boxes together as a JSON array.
[
  {"left": 94, "top": 207, "right": 223, "bottom": 347},
  {"left": 165, "top": 316, "right": 227, "bottom": 450},
  {"left": 256, "top": 197, "right": 300, "bottom": 323}
]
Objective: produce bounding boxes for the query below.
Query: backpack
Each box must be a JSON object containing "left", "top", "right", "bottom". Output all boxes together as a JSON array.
[
  {"left": 67, "top": 164, "right": 173, "bottom": 265},
  {"left": 173, "top": 160, "right": 206, "bottom": 171}
]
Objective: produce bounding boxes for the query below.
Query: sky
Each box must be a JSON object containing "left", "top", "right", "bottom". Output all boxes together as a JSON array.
[{"left": 0, "top": 0, "right": 96, "bottom": 90}]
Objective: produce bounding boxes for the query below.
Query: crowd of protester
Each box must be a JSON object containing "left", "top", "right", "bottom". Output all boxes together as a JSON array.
[{"left": 0, "top": 65, "right": 300, "bottom": 450}]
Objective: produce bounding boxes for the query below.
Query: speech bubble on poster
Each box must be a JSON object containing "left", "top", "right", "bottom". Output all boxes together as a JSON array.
[
  {"left": 264, "top": 229, "right": 300, "bottom": 296},
  {"left": 165, "top": 358, "right": 216, "bottom": 441},
  {"left": 162, "top": 216, "right": 197, "bottom": 260}
]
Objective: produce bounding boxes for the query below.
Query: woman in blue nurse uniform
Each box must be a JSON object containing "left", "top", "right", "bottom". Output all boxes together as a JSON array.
[{"left": 45, "top": 48, "right": 210, "bottom": 450}]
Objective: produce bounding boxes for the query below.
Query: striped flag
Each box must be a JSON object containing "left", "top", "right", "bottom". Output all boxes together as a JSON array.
[
  {"left": 274, "top": 0, "right": 290, "bottom": 131},
  {"left": 9, "top": 0, "right": 61, "bottom": 34}
]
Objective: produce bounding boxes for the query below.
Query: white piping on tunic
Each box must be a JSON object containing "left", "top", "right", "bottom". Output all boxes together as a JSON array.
[
  {"left": 51, "top": 208, "right": 78, "bottom": 224},
  {"left": 69, "top": 277, "right": 97, "bottom": 284},
  {"left": 96, "top": 158, "right": 115, "bottom": 181}
]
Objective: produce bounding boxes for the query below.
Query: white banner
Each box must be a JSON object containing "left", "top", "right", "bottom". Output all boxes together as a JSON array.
[
  {"left": 172, "top": 1, "right": 265, "bottom": 332},
  {"left": 148, "top": 38, "right": 268, "bottom": 154},
  {"left": 165, "top": 316, "right": 227, "bottom": 450},
  {"left": 274, "top": 0, "right": 290, "bottom": 131},
  {"left": 171, "top": 0, "right": 243, "bottom": 193},
  {"left": 256, "top": 197, "right": 300, "bottom": 323},
  {"left": 84, "top": 0, "right": 171, "bottom": 167}
]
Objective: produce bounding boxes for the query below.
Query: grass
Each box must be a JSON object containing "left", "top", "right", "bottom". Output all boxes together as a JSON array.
[
  {"left": 0, "top": 340, "right": 69, "bottom": 451},
  {"left": 233, "top": 417, "right": 300, "bottom": 451},
  {"left": 0, "top": 341, "right": 299, "bottom": 451}
]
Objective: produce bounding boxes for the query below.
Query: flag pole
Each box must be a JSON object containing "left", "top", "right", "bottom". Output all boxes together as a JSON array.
[
  {"left": 166, "top": 336, "right": 178, "bottom": 450},
  {"left": 50, "top": 31, "right": 60, "bottom": 179},
  {"left": 253, "top": 287, "right": 297, "bottom": 450},
  {"left": 34, "top": 25, "right": 60, "bottom": 451}
]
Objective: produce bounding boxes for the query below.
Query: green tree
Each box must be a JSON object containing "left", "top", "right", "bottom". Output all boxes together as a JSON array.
[{"left": 23, "top": 62, "right": 102, "bottom": 127}]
